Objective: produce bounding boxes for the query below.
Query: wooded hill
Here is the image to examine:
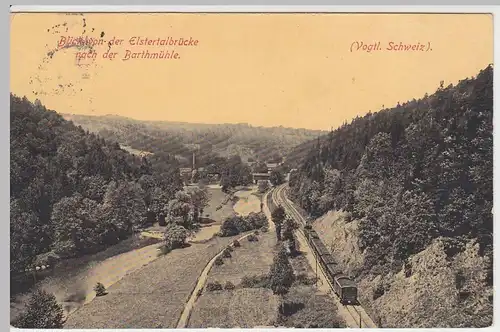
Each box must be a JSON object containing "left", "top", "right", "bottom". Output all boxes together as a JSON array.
[
  {"left": 10, "top": 95, "right": 183, "bottom": 274},
  {"left": 288, "top": 65, "right": 493, "bottom": 276},
  {"left": 61, "top": 114, "right": 326, "bottom": 166}
]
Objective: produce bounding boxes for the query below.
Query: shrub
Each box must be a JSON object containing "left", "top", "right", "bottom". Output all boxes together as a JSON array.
[
  {"left": 13, "top": 289, "right": 64, "bottom": 328},
  {"left": 224, "top": 281, "right": 236, "bottom": 290},
  {"left": 164, "top": 224, "right": 188, "bottom": 251},
  {"left": 247, "top": 234, "right": 259, "bottom": 242},
  {"left": 196, "top": 289, "right": 203, "bottom": 298},
  {"left": 94, "top": 282, "right": 107, "bottom": 296},
  {"left": 206, "top": 281, "right": 223, "bottom": 291},
  {"left": 261, "top": 226, "right": 269, "bottom": 233},
  {"left": 254, "top": 230, "right": 260, "bottom": 236},
  {"left": 233, "top": 239, "right": 241, "bottom": 247},
  {"left": 215, "top": 256, "right": 224, "bottom": 266}
]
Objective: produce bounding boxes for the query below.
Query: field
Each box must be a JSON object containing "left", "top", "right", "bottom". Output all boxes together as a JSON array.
[
  {"left": 206, "top": 229, "right": 277, "bottom": 286},
  {"left": 187, "top": 224, "right": 278, "bottom": 327},
  {"left": 10, "top": 234, "right": 162, "bottom": 323},
  {"left": 202, "top": 187, "right": 237, "bottom": 225},
  {"left": 63, "top": 234, "right": 242, "bottom": 328},
  {"left": 188, "top": 288, "right": 279, "bottom": 328},
  {"left": 233, "top": 186, "right": 262, "bottom": 216}
]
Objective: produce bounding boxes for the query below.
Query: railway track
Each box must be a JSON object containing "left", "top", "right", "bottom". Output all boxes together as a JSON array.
[{"left": 271, "top": 184, "right": 377, "bottom": 328}]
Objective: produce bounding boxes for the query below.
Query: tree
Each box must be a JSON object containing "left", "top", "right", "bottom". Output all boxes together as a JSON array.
[
  {"left": 272, "top": 205, "right": 286, "bottom": 241},
  {"left": 270, "top": 170, "right": 284, "bottom": 186},
  {"left": 13, "top": 289, "right": 64, "bottom": 328},
  {"left": 51, "top": 194, "right": 100, "bottom": 257},
  {"left": 268, "top": 244, "right": 295, "bottom": 314},
  {"left": 282, "top": 216, "right": 299, "bottom": 242},
  {"left": 271, "top": 205, "right": 286, "bottom": 225},
  {"left": 258, "top": 180, "right": 270, "bottom": 193}
]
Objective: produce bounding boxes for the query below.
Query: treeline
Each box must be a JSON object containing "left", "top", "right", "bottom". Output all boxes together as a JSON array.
[
  {"left": 289, "top": 65, "right": 493, "bottom": 274},
  {"left": 10, "top": 95, "right": 183, "bottom": 274},
  {"left": 62, "top": 114, "right": 326, "bottom": 166}
]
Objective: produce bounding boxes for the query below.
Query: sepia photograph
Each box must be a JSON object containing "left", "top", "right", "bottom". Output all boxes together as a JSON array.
[{"left": 9, "top": 9, "right": 493, "bottom": 329}]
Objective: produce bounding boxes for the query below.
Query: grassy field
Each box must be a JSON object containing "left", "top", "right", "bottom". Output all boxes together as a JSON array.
[
  {"left": 187, "top": 228, "right": 278, "bottom": 327},
  {"left": 188, "top": 288, "right": 279, "bottom": 328},
  {"left": 202, "top": 187, "right": 237, "bottom": 224},
  {"left": 205, "top": 230, "right": 276, "bottom": 286},
  {"left": 10, "top": 234, "right": 162, "bottom": 323},
  {"left": 63, "top": 234, "right": 242, "bottom": 329}
]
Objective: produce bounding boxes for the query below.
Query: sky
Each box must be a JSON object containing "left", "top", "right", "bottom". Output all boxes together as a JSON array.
[{"left": 10, "top": 13, "right": 493, "bottom": 130}]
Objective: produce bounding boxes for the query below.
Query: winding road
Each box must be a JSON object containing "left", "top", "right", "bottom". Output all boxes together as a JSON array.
[{"left": 271, "top": 184, "right": 377, "bottom": 329}]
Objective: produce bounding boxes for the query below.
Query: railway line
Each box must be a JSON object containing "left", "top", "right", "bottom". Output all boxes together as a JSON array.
[{"left": 271, "top": 184, "right": 377, "bottom": 328}]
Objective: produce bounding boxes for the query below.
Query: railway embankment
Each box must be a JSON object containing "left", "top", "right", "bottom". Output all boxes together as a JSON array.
[{"left": 312, "top": 209, "right": 493, "bottom": 328}]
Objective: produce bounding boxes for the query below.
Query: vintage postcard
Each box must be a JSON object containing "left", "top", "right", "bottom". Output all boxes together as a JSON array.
[{"left": 10, "top": 9, "right": 493, "bottom": 329}]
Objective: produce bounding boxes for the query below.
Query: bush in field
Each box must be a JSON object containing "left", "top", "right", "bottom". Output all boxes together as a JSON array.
[
  {"left": 164, "top": 223, "right": 188, "bottom": 251},
  {"left": 219, "top": 215, "right": 246, "bottom": 237},
  {"left": 248, "top": 234, "right": 259, "bottom": 242},
  {"left": 233, "top": 239, "right": 241, "bottom": 247},
  {"left": 240, "top": 274, "right": 270, "bottom": 288},
  {"left": 219, "top": 213, "right": 268, "bottom": 237},
  {"left": 13, "top": 289, "right": 64, "bottom": 329},
  {"left": 206, "top": 281, "right": 223, "bottom": 291},
  {"left": 94, "top": 282, "right": 107, "bottom": 296},
  {"left": 224, "top": 281, "right": 236, "bottom": 290},
  {"left": 215, "top": 256, "right": 224, "bottom": 266},
  {"left": 222, "top": 248, "right": 232, "bottom": 258}
]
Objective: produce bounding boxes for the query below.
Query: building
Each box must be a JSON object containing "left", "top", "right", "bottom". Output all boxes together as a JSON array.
[
  {"left": 266, "top": 163, "right": 280, "bottom": 173},
  {"left": 252, "top": 172, "right": 271, "bottom": 184},
  {"left": 179, "top": 167, "right": 193, "bottom": 176}
]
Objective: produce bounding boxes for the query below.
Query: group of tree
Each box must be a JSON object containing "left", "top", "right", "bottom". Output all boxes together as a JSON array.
[
  {"left": 219, "top": 155, "right": 253, "bottom": 192},
  {"left": 288, "top": 65, "right": 493, "bottom": 274},
  {"left": 162, "top": 186, "right": 209, "bottom": 228},
  {"left": 10, "top": 95, "right": 183, "bottom": 275}
]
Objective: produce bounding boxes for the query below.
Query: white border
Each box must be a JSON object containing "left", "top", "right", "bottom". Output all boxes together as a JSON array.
[
  {"left": 8, "top": 5, "right": 499, "bottom": 332},
  {"left": 8, "top": 5, "right": 500, "bottom": 13}
]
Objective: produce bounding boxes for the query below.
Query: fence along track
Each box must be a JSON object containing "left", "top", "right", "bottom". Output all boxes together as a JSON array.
[{"left": 271, "top": 184, "right": 376, "bottom": 328}]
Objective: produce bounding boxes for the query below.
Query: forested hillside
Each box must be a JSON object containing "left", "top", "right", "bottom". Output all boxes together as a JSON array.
[
  {"left": 288, "top": 65, "right": 493, "bottom": 327},
  {"left": 10, "top": 95, "right": 183, "bottom": 274},
  {"left": 290, "top": 65, "right": 493, "bottom": 271},
  {"left": 62, "top": 114, "right": 326, "bottom": 166}
]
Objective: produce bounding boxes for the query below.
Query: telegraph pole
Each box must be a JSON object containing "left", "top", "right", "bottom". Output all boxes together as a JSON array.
[{"left": 315, "top": 255, "right": 318, "bottom": 287}]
